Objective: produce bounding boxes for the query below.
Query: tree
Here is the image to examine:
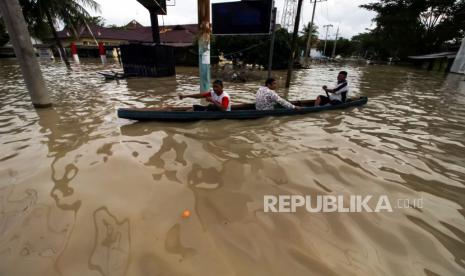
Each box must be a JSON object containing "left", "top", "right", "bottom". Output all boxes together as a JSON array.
[
  {"left": 19, "top": 0, "right": 100, "bottom": 66},
  {"left": 299, "top": 24, "right": 319, "bottom": 50},
  {"left": 86, "top": 16, "right": 105, "bottom": 27},
  {"left": 351, "top": 32, "right": 382, "bottom": 58},
  {"left": 317, "top": 38, "right": 358, "bottom": 57},
  {"left": 360, "top": 0, "right": 465, "bottom": 59},
  {"left": 214, "top": 28, "right": 294, "bottom": 69}
]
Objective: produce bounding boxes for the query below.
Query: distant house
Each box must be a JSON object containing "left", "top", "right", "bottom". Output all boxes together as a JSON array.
[
  {"left": 53, "top": 20, "right": 198, "bottom": 48},
  {"left": 408, "top": 52, "right": 457, "bottom": 72},
  {"left": 42, "top": 20, "right": 200, "bottom": 64},
  {"left": 1, "top": 36, "right": 53, "bottom": 59}
]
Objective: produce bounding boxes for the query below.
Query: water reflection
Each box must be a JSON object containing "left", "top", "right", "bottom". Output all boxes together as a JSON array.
[
  {"left": 0, "top": 60, "right": 465, "bottom": 275},
  {"left": 89, "top": 207, "right": 130, "bottom": 276}
]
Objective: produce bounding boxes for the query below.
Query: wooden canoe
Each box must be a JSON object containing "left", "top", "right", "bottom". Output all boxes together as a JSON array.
[{"left": 117, "top": 96, "right": 368, "bottom": 121}]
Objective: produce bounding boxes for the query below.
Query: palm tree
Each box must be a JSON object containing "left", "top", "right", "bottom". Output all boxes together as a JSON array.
[{"left": 20, "top": 0, "right": 100, "bottom": 66}]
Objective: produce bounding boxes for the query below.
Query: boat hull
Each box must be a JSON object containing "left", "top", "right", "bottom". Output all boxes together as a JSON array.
[{"left": 118, "top": 96, "right": 368, "bottom": 121}]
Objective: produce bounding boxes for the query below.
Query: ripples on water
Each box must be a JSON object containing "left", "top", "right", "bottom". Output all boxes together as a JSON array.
[{"left": 0, "top": 59, "right": 464, "bottom": 275}]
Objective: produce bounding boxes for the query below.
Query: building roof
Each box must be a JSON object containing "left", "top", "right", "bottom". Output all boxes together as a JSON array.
[
  {"left": 56, "top": 23, "right": 198, "bottom": 47},
  {"left": 408, "top": 52, "right": 457, "bottom": 60},
  {"left": 125, "top": 20, "right": 144, "bottom": 29}
]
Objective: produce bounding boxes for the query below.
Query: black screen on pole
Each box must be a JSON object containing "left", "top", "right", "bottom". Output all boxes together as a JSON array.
[{"left": 212, "top": 0, "right": 273, "bottom": 35}]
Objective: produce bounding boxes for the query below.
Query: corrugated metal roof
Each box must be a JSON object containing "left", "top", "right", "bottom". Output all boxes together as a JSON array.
[
  {"left": 408, "top": 52, "right": 457, "bottom": 59},
  {"left": 56, "top": 24, "right": 198, "bottom": 47}
]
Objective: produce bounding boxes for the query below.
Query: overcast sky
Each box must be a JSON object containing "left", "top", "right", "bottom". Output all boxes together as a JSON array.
[{"left": 91, "top": 0, "right": 377, "bottom": 39}]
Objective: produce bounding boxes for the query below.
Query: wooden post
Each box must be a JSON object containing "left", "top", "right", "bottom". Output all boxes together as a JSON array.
[
  {"left": 285, "top": 0, "right": 304, "bottom": 88},
  {"left": 267, "top": 7, "right": 277, "bottom": 78},
  {"left": 197, "top": 0, "right": 211, "bottom": 92},
  {"left": 0, "top": 0, "right": 51, "bottom": 107},
  {"left": 149, "top": 9, "right": 161, "bottom": 44},
  {"left": 331, "top": 25, "right": 339, "bottom": 58}
]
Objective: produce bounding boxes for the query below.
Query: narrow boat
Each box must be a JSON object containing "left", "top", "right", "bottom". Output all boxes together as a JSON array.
[
  {"left": 118, "top": 96, "right": 368, "bottom": 121},
  {"left": 97, "top": 71, "right": 133, "bottom": 80}
]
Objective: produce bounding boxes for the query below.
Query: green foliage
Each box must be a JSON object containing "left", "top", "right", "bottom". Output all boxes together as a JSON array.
[
  {"left": 359, "top": 0, "right": 465, "bottom": 59},
  {"left": 317, "top": 38, "right": 359, "bottom": 57},
  {"left": 213, "top": 28, "right": 292, "bottom": 69},
  {"left": 299, "top": 23, "right": 319, "bottom": 50},
  {"left": 86, "top": 16, "right": 106, "bottom": 27},
  {"left": 19, "top": 0, "right": 101, "bottom": 39}
]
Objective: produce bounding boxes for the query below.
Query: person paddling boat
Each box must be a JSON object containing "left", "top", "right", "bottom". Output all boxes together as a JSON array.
[{"left": 179, "top": 80, "right": 231, "bottom": 111}]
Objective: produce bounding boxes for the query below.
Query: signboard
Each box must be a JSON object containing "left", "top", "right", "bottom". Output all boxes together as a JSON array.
[
  {"left": 212, "top": 0, "right": 273, "bottom": 35},
  {"left": 137, "top": 0, "right": 167, "bottom": 15}
]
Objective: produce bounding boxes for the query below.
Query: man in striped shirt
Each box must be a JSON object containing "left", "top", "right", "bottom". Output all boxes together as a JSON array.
[
  {"left": 315, "top": 71, "right": 349, "bottom": 106},
  {"left": 255, "top": 78, "right": 301, "bottom": 110}
]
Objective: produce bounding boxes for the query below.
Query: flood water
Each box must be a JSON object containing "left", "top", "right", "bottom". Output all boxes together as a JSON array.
[{"left": 1, "top": 59, "right": 465, "bottom": 276}]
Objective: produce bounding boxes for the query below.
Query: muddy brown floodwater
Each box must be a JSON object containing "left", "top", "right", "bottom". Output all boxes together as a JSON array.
[{"left": 0, "top": 59, "right": 465, "bottom": 276}]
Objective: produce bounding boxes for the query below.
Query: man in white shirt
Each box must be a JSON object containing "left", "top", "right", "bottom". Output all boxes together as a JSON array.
[
  {"left": 255, "top": 78, "right": 301, "bottom": 110},
  {"left": 315, "top": 71, "right": 349, "bottom": 106}
]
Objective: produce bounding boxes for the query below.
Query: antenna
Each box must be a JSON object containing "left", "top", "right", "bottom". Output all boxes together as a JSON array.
[{"left": 281, "top": 0, "right": 298, "bottom": 30}]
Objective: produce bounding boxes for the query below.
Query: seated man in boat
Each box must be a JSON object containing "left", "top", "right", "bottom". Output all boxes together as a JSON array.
[
  {"left": 315, "top": 71, "right": 349, "bottom": 106},
  {"left": 255, "top": 78, "right": 301, "bottom": 110},
  {"left": 178, "top": 80, "right": 231, "bottom": 111}
]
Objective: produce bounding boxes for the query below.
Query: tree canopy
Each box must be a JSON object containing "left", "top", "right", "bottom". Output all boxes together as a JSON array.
[
  {"left": 19, "top": 0, "right": 100, "bottom": 39},
  {"left": 214, "top": 28, "right": 293, "bottom": 69},
  {"left": 359, "top": 0, "right": 465, "bottom": 59}
]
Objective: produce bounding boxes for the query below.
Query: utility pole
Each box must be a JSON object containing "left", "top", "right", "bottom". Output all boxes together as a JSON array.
[
  {"left": 331, "top": 25, "right": 339, "bottom": 58},
  {"left": 137, "top": 0, "right": 165, "bottom": 43},
  {"left": 322, "top": 24, "right": 333, "bottom": 57},
  {"left": 304, "top": 0, "right": 325, "bottom": 65},
  {"left": 197, "top": 0, "right": 211, "bottom": 92},
  {"left": 285, "top": 0, "right": 304, "bottom": 88},
  {"left": 149, "top": 10, "right": 161, "bottom": 43},
  {"left": 0, "top": 0, "right": 51, "bottom": 107},
  {"left": 267, "top": 7, "right": 277, "bottom": 78}
]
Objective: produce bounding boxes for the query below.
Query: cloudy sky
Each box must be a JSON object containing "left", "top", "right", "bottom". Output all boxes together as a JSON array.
[{"left": 91, "top": 0, "right": 377, "bottom": 39}]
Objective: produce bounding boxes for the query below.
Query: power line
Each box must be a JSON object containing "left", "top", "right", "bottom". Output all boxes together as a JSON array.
[{"left": 304, "top": 0, "right": 327, "bottom": 64}]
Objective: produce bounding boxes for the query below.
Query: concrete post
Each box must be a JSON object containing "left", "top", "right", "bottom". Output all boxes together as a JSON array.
[
  {"left": 70, "top": 42, "right": 80, "bottom": 64},
  {"left": 99, "top": 42, "right": 107, "bottom": 64},
  {"left": 0, "top": 0, "right": 52, "bottom": 107},
  {"left": 198, "top": 0, "right": 211, "bottom": 93},
  {"left": 332, "top": 26, "right": 339, "bottom": 58},
  {"left": 267, "top": 7, "right": 277, "bottom": 78}
]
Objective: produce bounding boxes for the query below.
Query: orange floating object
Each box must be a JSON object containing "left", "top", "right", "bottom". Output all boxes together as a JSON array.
[{"left": 182, "top": 210, "right": 191, "bottom": 218}]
